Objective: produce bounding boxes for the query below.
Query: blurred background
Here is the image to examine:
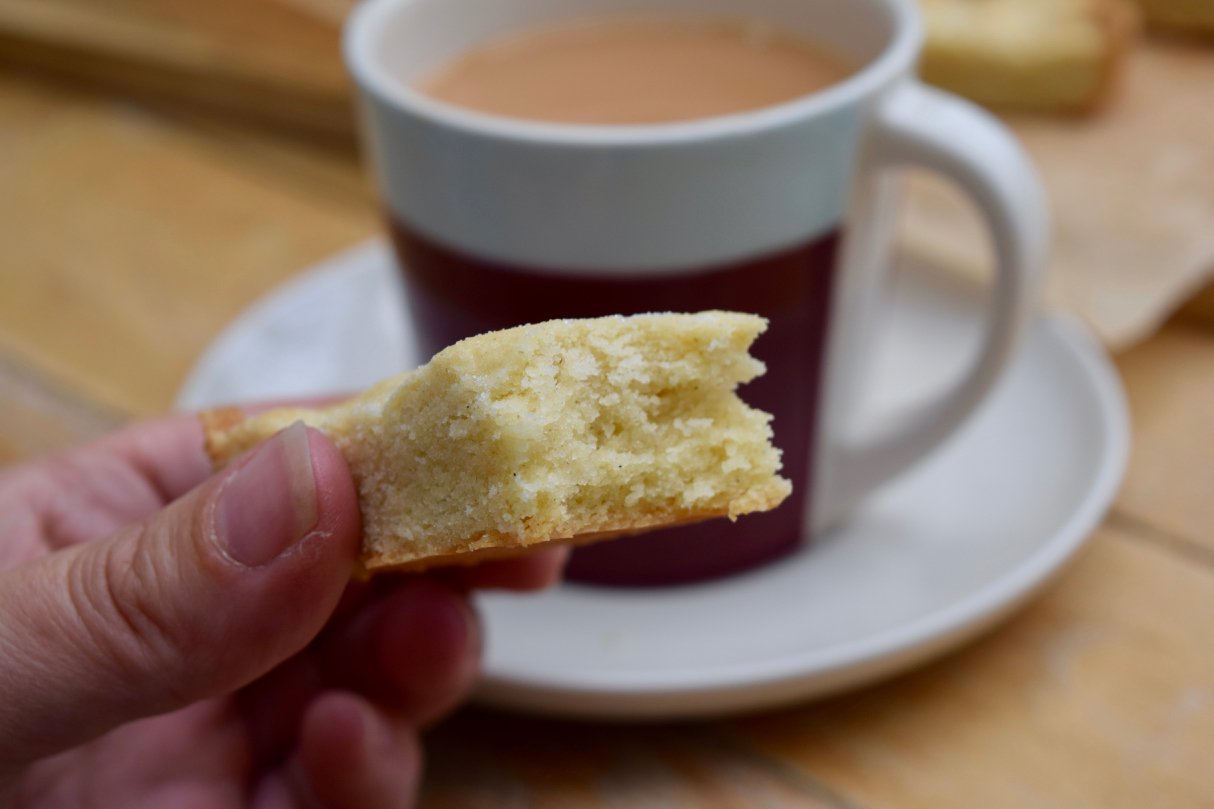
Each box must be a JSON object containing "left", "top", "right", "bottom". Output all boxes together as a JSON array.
[
  {"left": 1, "top": 0, "right": 1211, "bottom": 427},
  {"left": 1, "top": 0, "right": 1213, "bottom": 806}
]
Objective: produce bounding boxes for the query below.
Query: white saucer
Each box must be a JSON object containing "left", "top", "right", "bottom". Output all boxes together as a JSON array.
[{"left": 178, "top": 239, "right": 1129, "bottom": 720}]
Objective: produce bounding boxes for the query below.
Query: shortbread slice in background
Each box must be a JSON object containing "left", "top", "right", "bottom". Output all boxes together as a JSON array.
[
  {"left": 203, "top": 312, "right": 791, "bottom": 575},
  {"left": 919, "top": 0, "right": 1139, "bottom": 112}
]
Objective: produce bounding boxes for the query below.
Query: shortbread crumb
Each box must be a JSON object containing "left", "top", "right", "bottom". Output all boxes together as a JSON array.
[{"left": 203, "top": 312, "right": 791, "bottom": 574}]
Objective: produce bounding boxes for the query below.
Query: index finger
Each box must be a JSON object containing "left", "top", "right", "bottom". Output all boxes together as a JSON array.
[
  {"left": 84, "top": 413, "right": 213, "bottom": 503},
  {"left": 99, "top": 396, "right": 355, "bottom": 504}
]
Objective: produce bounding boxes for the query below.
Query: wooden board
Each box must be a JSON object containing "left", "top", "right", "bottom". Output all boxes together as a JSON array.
[
  {"left": 1115, "top": 323, "right": 1214, "bottom": 553},
  {"left": 0, "top": 0, "right": 354, "bottom": 139},
  {"left": 0, "top": 72, "right": 377, "bottom": 416},
  {"left": 422, "top": 714, "right": 842, "bottom": 809},
  {"left": 725, "top": 525, "right": 1214, "bottom": 809}
]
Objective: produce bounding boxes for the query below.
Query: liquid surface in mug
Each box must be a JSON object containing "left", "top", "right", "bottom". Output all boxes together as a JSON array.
[{"left": 414, "top": 16, "right": 855, "bottom": 125}]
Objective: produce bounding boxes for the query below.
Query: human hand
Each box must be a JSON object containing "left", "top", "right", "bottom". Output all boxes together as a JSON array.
[{"left": 0, "top": 415, "right": 565, "bottom": 808}]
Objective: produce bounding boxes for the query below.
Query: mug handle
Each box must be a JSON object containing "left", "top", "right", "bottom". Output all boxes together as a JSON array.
[{"left": 827, "top": 80, "right": 1048, "bottom": 516}]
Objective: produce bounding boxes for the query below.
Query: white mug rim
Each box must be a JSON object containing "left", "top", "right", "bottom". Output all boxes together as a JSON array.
[{"left": 343, "top": 0, "right": 923, "bottom": 147}]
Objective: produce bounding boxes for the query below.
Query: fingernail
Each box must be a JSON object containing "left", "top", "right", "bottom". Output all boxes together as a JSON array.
[{"left": 218, "top": 421, "right": 319, "bottom": 567}]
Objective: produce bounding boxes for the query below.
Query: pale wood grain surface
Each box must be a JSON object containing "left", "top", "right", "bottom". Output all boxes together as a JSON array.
[
  {"left": 1115, "top": 323, "right": 1214, "bottom": 554},
  {"left": 0, "top": 0, "right": 353, "bottom": 137},
  {"left": 727, "top": 526, "right": 1214, "bottom": 809},
  {"left": 2, "top": 60, "right": 1214, "bottom": 809},
  {"left": 0, "top": 72, "right": 376, "bottom": 416},
  {"left": 0, "top": 350, "right": 124, "bottom": 464}
]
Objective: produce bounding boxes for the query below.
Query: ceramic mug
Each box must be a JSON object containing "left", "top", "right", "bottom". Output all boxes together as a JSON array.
[{"left": 344, "top": 0, "right": 1046, "bottom": 586}]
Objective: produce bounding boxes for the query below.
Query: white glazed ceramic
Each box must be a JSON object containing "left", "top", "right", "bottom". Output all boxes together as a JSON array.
[
  {"left": 176, "top": 241, "right": 1128, "bottom": 719},
  {"left": 345, "top": 0, "right": 911, "bottom": 272},
  {"left": 344, "top": 0, "right": 1048, "bottom": 541}
]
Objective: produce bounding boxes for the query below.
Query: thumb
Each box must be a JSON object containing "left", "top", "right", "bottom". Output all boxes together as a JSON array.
[{"left": 0, "top": 422, "right": 361, "bottom": 772}]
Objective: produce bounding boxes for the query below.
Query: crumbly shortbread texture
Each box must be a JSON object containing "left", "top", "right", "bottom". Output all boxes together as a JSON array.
[{"left": 202, "top": 312, "right": 791, "bottom": 574}]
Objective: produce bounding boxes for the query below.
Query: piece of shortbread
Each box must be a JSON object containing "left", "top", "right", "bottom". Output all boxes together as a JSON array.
[
  {"left": 202, "top": 312, "right": 791, "bottom": 575},
  {"left": 919, "top": 0, "right": 1139, "bottom": 112}
]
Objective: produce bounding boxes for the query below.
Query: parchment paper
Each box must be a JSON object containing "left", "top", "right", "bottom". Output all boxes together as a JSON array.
[{"left": 900, "top": 37, "right": 1214, "bottom": 350}]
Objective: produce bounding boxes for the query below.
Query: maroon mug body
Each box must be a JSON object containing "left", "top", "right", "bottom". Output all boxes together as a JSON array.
[
  {"left": 345, "top": 0, "right": 1043, "bottom": 586},
  {"left": 393, "top": 224, "right": 838, "bottom": 585}
]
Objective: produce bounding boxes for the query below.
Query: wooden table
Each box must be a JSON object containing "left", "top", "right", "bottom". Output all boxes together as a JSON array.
[{"left": 3, "top": 67, "right": 1214, "bottom": 809}]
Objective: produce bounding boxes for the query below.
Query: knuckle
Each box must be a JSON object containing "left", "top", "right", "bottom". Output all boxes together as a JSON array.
[{"left": 63, "top": 525, "right": 191, "bottom": 708}]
